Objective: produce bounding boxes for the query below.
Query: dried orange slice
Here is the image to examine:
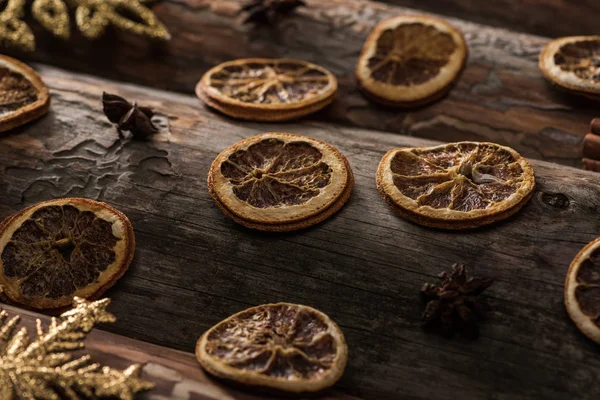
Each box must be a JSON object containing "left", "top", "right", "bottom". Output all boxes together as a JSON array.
[
  {"left": 356, "top": 15, "right": 467, "bottom": 107},
  {"left": 0, "top": 198, "right": 135, "bottom": 309},
  {"left": 540, "top": 36, "right": 600, "bottom": 98},
  {"left": 196, "top": 303, "right": 348, "bottom": 393},
  {"left": 376, "top": 142, "right": 535, "bottom": 229},
  {"left": 0, "top": 55, "right": 50, "bottom": 133},
  {"left": 565, "top": 237, "right": 600, "bottom": 344},
  {"left": 196, "top": 58, "right": 337, "bottom": 121},
  {"left": 208, "top": 132, "right": 353, "bottom": 231}
]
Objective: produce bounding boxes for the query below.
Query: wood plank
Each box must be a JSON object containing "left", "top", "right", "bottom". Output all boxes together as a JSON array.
[
  {"left": 1, "top": 65, "right": 600, "bottom": 399},
  {"left": 377, "top": 0, "right": 600, "bottom": 38},
  {"left": 3, "top": 303, "right": 356, "bottom": 400},
  {"left": 5, "top": 0, "right": 596, "bottom": 167}
]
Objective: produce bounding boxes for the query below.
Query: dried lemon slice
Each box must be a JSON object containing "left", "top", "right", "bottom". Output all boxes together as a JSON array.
[
  {"left": 376, "top": 142, "right": 535, "bottom": 229},
  {"left": 540, "top": 36, "right": 600, "bottom": 97},
  {"left": 0, "top": 198, "right": 135, "bottom": 309},
  {"left": 565, "top": 237, "right": 600, "bottom": 344},
  {"left": 197, "top": 58, "right": 337, "bottom": 121},
  {"left": 208, "top": 133, "right": 353, "bottom": 231},
  {"left": 356, "top": 15, "right": 467, "bottom": 107},
  {"left": 196, "top": 303, "right": 348, "bottom": 393},
  {"left": 0, "top": 55, "right": 50, "bottom": 132}
]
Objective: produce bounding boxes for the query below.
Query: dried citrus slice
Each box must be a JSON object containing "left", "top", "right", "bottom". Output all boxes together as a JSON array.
[
  {"left": 196, "top": 58, "right": 337, "bottom": 121},
  {"left": 376, "top": 142, "right": 535, "bottom": 229},
  {"left": 208, "top": 132, "right": 353, "bottom": 231},
  {"left": 0, "top": 55, "right": 50, "bottom": 133},
  {"left": 196, "top": 303, "right": 347, "bottom": 392},
  {"left": 356, "top": 15, "right": 467, "bottom": 107},
  {"left": 540, "top": 36, "right": 600, "bottom": 97},
  {"left": 0, "top": 198, "right": 135, "bottom": 309},
  {"left": 565, "top": 237, "right": 600, "bottom": 344}
]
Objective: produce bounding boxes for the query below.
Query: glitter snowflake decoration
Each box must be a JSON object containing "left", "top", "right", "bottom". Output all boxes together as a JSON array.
[
  {"left": 0, "top": 297, "right": 154, "bottom": 399},
  {"left": 0, "top": 0, "right": 170, "bottom": 52}
]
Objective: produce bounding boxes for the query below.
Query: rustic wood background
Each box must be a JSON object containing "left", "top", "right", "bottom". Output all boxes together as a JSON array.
[
  {"left": 5, "top": 0, "right": 598, "bottom": 167},
  {"left": 2, "top": 1, "right": 600, "bottom": 399},
  {"left": 1, "top": 65, "right": 600, "bottom": 399}
]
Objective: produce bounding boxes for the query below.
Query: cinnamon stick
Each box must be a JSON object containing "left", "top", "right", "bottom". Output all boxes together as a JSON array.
[
  {"left": 582, "top": 158, "right": 600, "bottom": 172},
  {"left": 583, "top": 133, "right": 600, "bottom": 159},
  {"left": 590, "top": 118, "right": 600, "bottom": 135}
]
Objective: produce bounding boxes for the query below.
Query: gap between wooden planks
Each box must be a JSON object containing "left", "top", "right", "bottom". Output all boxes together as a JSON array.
[{"left": 0, "top": 64, "right": 599, "bottom": 399}]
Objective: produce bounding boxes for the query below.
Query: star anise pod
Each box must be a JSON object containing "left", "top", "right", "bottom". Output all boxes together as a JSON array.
[
  {"left": 102, "top": 92, "right": 158, "bottom": 139},
  {"left": 241, "top": 0, "right": 306, "bottom": 25},
  {"left": 421, "top": 263, "right": 494, "bottom": 339}
]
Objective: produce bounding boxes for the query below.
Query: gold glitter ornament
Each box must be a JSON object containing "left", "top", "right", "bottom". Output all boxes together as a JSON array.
[
  {"left": 0, "top": 296, "right": 155, "bottom": 399},
  {"left": 0, "top": 0, "right": 35, "bottom": 52},
  {"left": 0, "top": 0, "right": 170, "bottom": 52},
  {"left": 32, "top": 0, "right": 71, "bottom": 39},
  {"left": 71, "top": 0, "right": 171, "bottom": 40}
]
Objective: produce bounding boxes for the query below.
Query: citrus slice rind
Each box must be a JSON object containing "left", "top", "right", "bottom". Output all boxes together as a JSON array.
[
  {"left": 0, "top": 198, "right": 135, "bottom": 309},
  {"left": 376, "top": 142, "right": 535, "bottom": 229},
  {"left": 356, "top": 15, "right": 467, "bottom": 107},
  {"left": 208, "top": 133, "right": 353, "bottom": 231},
  {"left": 565, "top": 237, "right": 600, "bottom": 344},
  {"left": 0, "top": 55, "right": 50, "bottom": 132},
  {"left": 197, "top": 58, "right": 337, "bottom": 121},
  {"left": 540, "top": 36, "right": 600, "bottom": 96},
  {"left": 196, "top": 303, "right": 348, "bottom": 393}
]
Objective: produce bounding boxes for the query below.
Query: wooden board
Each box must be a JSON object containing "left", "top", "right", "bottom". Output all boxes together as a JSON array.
[
  {"left": 1, "top": 65, "right": 600, "bottom": 399},
  {"left": 3, "top": 303, "right": 356, "bottom": 400},
  {"left": 6, "top": 0, "right": 597, "bottom": 167},
  {"left": 378, "top": 0, "right": 600, "bottom": 38}
]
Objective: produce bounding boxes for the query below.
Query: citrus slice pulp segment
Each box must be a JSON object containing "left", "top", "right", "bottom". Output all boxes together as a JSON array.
[
  {"left": 0, "top": 66, "right": 38, "bottom": 115},
  {"left": 367, "top": 23, "right": 457, "bottom": 86},
  {"left": 196, "top": 303, "right": 347, "bottom": 392},
  {"left": 565, "top": 238, "right": 600, "bottom": 344},
  {"left": 209, "top": 133, "right": 351, "bottom": 227},
  {"left": 540, "top": 36, "right": 600, "bottom": 96},
  {"left": 0, "top": 198, "right": 134, "bottom": 309},
  {"left": 356, "top": 15, "right": 467, "bottom": 106},
  {"left": 199, "top": 59, "right": 337, "bottom": 115},
  {"left": 377, "top": 142, "right": 535, "bottom": 228},
  {"left": 554, "top": 40, "right": 600, "bottom": 81},
  {"left": 0, "top": 55, "right": 50, "bottom": 132}
]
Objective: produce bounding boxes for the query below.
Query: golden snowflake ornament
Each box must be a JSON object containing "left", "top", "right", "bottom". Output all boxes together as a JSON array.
[
  {"left": 0, "top": 0, "right": 170, "bottom": 52},
  {"left": 0, "top": 296, "right": 154, "bottom": 399}
]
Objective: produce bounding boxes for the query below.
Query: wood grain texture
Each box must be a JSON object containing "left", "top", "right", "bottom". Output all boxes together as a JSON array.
[
  {"left": 1, "top": 65, "right": 600, "bottom": 399},
  {"left": 4, "top": 0, "right": 597, "bottom": 167},
  {"left": 378, "top": 0, "right": 600, "bottom": 38},
  {"left": 3, "top": 303, "right": 356, "bottom": 400}
]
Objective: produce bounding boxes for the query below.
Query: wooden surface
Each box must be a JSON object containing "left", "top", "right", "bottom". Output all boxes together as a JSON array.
[
  {"left": 1, "top": 65, "right": 600, "bottom": 399},
  {"left": 6, "top": 0, "right": 598, "bottom": 167},
  {"left": 4, "top": 303, "right": 356, "bottom": 400},
  {"left": 379, "top": 0, "right": 600, "bottom": 38}
]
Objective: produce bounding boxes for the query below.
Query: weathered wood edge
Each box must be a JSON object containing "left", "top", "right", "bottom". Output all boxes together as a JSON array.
[{"left": 4, "top": 0, "right": 597, "bottom": 166}]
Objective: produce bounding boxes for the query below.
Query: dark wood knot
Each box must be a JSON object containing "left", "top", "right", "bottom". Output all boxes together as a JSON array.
[{"left": 540, "top": 192, "right": 570, "bottom": 209}]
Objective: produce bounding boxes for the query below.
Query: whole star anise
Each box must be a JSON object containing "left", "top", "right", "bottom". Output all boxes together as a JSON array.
[
  {"left": 102, "top": 92, "right": 158, "bottom": 139},
  {"left": 241, "top": 0, "right": 306, "bottom": 25},
  {"left": 421, "top": 263, "right": 494, "bottom": 339}
]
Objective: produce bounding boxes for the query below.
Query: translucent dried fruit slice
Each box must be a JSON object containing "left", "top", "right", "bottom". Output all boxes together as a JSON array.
[
  {"left": 196, "top": 303, "right": 347, "bottom": 392},
  {"left": 0, "top": 55, "right": 50, "bottom": 132},
  {"left": 0, "top": 198, "right": 135, "bottom": 309},
  {"left": 196, "top": 58, "right": 337, "bottom": 121},
  {"left": 540, "top": 36, "right": 600, "bottom": 97},
  {"left": 356, "top": 15, "right": 467, "bottom": 107},
  {"left": 565, "top": 237, "right": 600, "bottom": 344},
  {"left": 376, "top": 142, "right": 535, "bottom": 229},
  {"left": 208, "top": 132, "right": 353, "bottom": 231}
]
